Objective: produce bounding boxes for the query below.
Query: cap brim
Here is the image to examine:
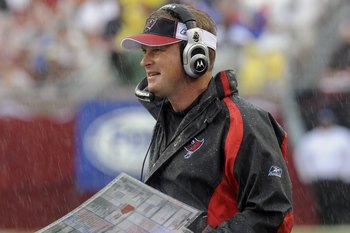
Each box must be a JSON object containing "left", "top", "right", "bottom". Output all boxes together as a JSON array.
[{"left": 121, "top": 34, "right": 182, "bottom": 50}]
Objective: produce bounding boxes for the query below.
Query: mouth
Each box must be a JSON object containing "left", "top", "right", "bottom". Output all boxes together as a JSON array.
[{"left": 147, "top": 71, "right": 160, "bottom": 78}]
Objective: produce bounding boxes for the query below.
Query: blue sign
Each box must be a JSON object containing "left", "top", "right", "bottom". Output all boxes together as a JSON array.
[{"left": 76, "top": 100, "right": 155, "bottom": 191}]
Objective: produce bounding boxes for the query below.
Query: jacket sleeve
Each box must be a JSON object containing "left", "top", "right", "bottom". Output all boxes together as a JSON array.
[{"left": 207, "top": 99, "right": 293, "bottom": 233}]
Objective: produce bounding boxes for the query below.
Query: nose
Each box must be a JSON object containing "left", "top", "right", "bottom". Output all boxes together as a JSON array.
[{"left": 140, "top": 51, "right": 152, "bottom": 68}]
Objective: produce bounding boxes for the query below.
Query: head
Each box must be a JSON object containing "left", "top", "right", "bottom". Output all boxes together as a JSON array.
[
  {"left": 122, "top": 4, "right": 217, "bottom": 72},
  {"left": 148, "top": 4, "right": 217, "bottom": 73},
  {"left": 317, "top": 108, "right": 336, "bottom": 128},
  {"left": 121, "top": 4, "right": 217, "bottom": 102}
]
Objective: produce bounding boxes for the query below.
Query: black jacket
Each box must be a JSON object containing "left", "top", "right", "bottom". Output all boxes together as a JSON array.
[{"left": 138, "top": 70, "right": 293, "bottom": 233}]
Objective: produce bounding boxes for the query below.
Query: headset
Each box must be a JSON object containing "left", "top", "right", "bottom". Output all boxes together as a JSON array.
[
  {"left": 160, "top": 4, "right": 210, "bottom": 78},
  {"left": 135, "top": 4, "right": 211, "bottom": 102}
]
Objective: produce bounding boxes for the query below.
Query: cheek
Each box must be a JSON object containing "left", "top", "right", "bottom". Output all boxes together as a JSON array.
[
  {"left": 159, "top": 46, "right": 184, "bottom": 78},
  {"left": 164, "top": 60, "right": 183, "bottom": 80},
  {"left": 168, "top": 54, "right": 183, "bottom": 73}
]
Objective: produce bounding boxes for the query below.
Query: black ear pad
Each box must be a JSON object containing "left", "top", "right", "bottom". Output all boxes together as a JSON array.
[{"left": 160, "top": 4, "right": 210, "bottom": 78}]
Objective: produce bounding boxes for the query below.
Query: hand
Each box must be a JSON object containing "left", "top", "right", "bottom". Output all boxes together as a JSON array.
[
  {"left": 202, "top": 225, "right": 219, "bottom": 233},
  {"left": 170, "top": 227, "right": 194, "bottom": 233}
]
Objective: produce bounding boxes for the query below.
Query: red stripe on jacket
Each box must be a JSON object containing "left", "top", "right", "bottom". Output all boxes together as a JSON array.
[
  {"left": 219, "top": 71, "right": 232, "bottom": 97},
  {"left": 207, "top": 96, "right": 243, "bottom": 227},
  {"left": 278, "top": 133, "right": 294, "bottom": 233},
  {"left": 280, "top": 131, "right": 288, "bottom": 161},
  {"left": 278, "top": 211, "right": 294, "bottom": 233}
]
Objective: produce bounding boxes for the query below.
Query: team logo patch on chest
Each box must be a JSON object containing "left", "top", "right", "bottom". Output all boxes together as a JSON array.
[{"left": 184, "top": 137, "right": 204, "bottom": 159}]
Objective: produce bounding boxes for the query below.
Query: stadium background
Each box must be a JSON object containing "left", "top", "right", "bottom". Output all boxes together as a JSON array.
[{"left": 1, "top": 0, "right": 350, "bottom": 232}]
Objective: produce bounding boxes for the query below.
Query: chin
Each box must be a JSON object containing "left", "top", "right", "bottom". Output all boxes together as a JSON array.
[{"left": 147, "top": 86, "right": 157, "bottom": 95}]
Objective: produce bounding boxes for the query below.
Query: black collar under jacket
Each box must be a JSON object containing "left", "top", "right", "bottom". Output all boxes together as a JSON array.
[
  {"left": 136, "top": 70, "right": 238, "bottom": 182},
  {"left": 138, "top": 70, "right": 239, "bottom": 120}
]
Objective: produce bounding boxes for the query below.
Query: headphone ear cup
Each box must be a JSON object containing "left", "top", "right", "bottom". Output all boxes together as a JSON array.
[
  {"left": 158, "top": 5, "right": 212, "bottom": 78},
  {"left": 183, "top": 43, "right": 209, "bottom": 78}
]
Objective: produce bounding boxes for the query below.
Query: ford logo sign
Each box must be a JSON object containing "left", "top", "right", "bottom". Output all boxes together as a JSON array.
[{"left": 83, "top": 106, "right": 155, "bottom": 176}]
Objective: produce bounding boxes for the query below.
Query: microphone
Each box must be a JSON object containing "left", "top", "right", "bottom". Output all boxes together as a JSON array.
[
  {"left": 135, "top": 77, "right": 161, "bottom": 181},
  {"left": 135, "top": 77, "right": 155, "bottom": 102},
  {"left": 140, "top": 98, "right": 165, "bottom": 182}
]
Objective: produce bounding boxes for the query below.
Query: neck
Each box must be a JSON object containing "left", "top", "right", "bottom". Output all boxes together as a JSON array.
[{"left": 168, "top": 72, "right": 211, "bottom": 112}]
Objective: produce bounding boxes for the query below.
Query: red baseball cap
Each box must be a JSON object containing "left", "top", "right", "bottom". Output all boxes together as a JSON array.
[{"left": 121, "top": 17, "right": 217, "bottom": 50}]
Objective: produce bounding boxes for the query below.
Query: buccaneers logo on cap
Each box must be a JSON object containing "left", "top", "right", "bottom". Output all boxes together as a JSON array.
[
  {"left": 184, "top": 137, "right": 204, "bottom": 159},
  {"left": 144, "top": 18, "right": 157, "bottom": 32}
]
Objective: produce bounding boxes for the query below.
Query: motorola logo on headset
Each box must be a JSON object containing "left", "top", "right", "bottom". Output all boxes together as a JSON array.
[
  {"left": 161, "top": 4, "right": 210, "bottom": 78},
  {"left": 195, "top": 58, "right": 206, "bottom": 72}
]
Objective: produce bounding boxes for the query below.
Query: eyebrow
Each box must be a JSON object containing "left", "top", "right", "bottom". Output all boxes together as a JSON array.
[{"left": 141, "top": 44, "right": 171, "bottom": 49}]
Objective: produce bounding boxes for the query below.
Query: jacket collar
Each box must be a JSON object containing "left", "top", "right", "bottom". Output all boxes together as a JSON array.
[
  {"left": 135, "top": 69, "right": 238, "bottom": 120},
  {"left": 214, "top": 69, "right": 239, "bottom": 99},
  {"left": 165, "top": 69, "right": 239, "bottom": 139}
]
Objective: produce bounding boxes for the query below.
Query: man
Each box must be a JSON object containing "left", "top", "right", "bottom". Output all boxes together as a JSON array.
[
  {"left": 293, "top": 108, "right": 350, "bottom": 224},
  {"left": 121, "top": 3, "right": 293, "bottom": 233}
]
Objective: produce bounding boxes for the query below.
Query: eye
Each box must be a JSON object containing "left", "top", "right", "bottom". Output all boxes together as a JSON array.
[
  {"left": 151, "top": 47, "right": 164, "bottom": 52},
  {"left": 141, "top": 46, "right": 163, "bottom": 54}
]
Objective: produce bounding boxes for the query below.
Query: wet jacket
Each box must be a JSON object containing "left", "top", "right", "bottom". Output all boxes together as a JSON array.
[{"left": 138, "top": 70, "right": 294, "bottom": 233}]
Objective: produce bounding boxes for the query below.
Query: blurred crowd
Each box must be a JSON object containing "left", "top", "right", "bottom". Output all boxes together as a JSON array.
[
  {"left": 0, "top": 0, "right": 349, "bottom": 122},
  {"left": 0, "top": 0, "right": 332, "bottom": 116},
  {"left": 0, "top": 0, "right": 121, "bottom": 118}
]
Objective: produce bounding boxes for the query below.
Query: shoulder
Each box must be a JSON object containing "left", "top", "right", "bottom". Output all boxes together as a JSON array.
[
  {"left": 220, "top": 95, "right": 272, "bottom": 124},
  {"left": 221, "top": 95, "right": 287, "bottom": 143}
]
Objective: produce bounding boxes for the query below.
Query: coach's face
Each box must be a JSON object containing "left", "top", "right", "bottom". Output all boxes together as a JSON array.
[{"left": 140, "top": 43, "right": 187, "bottom": 99}]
